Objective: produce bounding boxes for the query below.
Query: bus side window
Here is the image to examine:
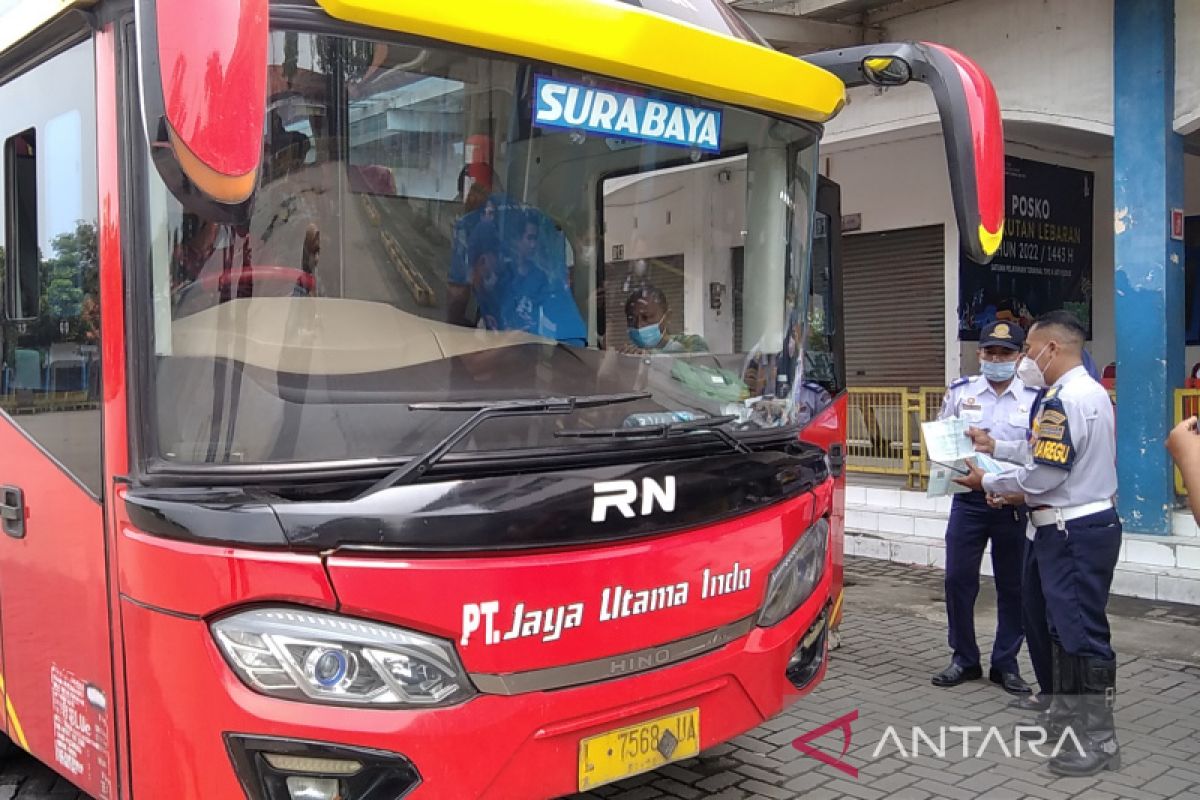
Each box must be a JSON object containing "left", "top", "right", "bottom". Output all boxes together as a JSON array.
[{"left": 0, "top": 41, "right": 101, "bottom": 494}]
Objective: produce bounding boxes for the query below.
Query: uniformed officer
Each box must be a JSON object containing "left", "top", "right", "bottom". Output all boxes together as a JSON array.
[
  {"left": 930, "top": 321, "right": 1038, "bottom": 696},
  {"left": 956, "top": 311, "right": 1121, "bottom": 776},
  {"left": 974, "top": 401, "right": 1057, "bottom": 719}
]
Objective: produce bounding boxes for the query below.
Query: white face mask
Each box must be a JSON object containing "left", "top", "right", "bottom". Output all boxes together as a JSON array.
[{"left": 1016, "top": 343, "right": 1053, "bottom": 388}]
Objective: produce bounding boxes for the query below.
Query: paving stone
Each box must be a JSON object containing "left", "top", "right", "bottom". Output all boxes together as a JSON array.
[
  {"left": 608, "top": 788, "right": 664, "bottom": 800},
  {"left": 1139, "top": 774, "right": 1197, "bottom": 798},
  {"left": 649, "top": 778, "right": 704, "bottom": 799},
  {"left": 732, "top": 779, "right": 793, "bottom": 799},
  {"left": 780, "top": 770, "right": 831, "bottom": 794}
]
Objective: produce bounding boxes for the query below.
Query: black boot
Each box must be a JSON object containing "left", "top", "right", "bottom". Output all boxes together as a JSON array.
[
  {"left": 1032, "top": 642, "right": 1078, "bottom": 740},
  {"left": 1049, "top": 657, "right": 1120, "bottom": 776}
]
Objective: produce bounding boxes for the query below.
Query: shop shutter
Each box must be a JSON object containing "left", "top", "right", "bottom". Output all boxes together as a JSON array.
[{"left": 842, "top": 225, "right": 944, "bottom": 387}]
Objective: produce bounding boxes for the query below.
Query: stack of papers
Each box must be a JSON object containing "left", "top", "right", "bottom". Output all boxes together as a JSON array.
[{"left": 921, "top": 417, "right": 1007, "bottom": 498}]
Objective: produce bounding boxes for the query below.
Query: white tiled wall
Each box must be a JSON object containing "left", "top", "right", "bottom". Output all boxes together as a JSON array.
[{"left": 844, "top": 483, "right": 1200, "bottom": 604}]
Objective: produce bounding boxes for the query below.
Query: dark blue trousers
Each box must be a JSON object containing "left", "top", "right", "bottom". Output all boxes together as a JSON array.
[
  {"left": 945, "top": 493, "right": 1026, "bottom": 673},
  {"left": 1033, "top": 508, "right": 1122, "bottom": 660},
  {"left": 1021, "top": 536, "right": 1053, "bottom": 695}
]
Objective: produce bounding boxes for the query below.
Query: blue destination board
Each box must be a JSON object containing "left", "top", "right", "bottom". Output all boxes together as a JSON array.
[{"left": 534, "top": 76, "right": 722, "bottom": 152}]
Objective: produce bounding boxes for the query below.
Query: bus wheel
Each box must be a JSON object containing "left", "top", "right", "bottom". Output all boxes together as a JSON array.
[{"left": 0, "top": 733, "right": 19, "bottom": 759}]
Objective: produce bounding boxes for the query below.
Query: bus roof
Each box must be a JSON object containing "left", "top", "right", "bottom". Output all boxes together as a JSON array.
[
  {"left": 0, "top": 0, "right": 95, "bottom": 57},
  {"left": 316, "top": 0, "right": 846, "bottom": 123},
  {"left": 1, "top": 0, "right": 845, "bottom": 123}
]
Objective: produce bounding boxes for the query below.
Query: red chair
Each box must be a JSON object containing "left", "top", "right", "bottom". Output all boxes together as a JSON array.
[
  {"left": 1101, "top": 362, "right": 1116, "bottom": 391},
  {"left": 1188, "top": 362, "right": 1200, "bottom": 390}
]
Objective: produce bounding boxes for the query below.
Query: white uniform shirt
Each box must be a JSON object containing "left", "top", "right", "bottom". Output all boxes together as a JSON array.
[
  {"left": 939, "top": 374, "right": 1039, "bottom": 462},
  {"left": 982, "top": 365, "right": 1117, "bottom": 509}
]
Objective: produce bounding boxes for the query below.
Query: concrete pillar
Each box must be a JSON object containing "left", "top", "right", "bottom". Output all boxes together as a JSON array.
[{"left": 1113, "top": 0, "right": 1185, "bottom": 535}]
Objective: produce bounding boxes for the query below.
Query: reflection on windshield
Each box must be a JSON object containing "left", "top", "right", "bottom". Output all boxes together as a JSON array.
[
  {"left": 449, "top": 193, "right": 586, "bottom": 344},
  {"left": 144, "top": 29, "right": 819, "bottom": 467}
]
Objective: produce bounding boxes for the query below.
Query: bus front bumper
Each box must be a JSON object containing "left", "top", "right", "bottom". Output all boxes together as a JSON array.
[{"left": 122, "top": 575, "right": 832, "bottom": 800}]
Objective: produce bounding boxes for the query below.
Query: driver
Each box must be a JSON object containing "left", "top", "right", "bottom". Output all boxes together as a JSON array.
[{"left": 621, "top": 286, "right": 708, "bottom": 354}]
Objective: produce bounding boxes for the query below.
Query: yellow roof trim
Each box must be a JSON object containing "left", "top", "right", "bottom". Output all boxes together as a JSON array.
[
  {"left": 314, "top": 0, "right": 844, "bottom": 123},
  {"left": 0, "top": 0, "right": 94, "bottom": 57}
]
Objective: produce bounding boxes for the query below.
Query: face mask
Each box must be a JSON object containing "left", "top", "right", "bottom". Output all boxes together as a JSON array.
[
  {"left": 1016, "top": 344, "right": 1053, "bottom": 389},
  {"left": 981, "top": 359, "right": 1017, "bottom": 383},
  {"left": 628, "top": 321, "right": 664, "bottom": 349}
]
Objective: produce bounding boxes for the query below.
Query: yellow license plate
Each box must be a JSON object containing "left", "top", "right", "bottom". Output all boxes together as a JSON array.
[{"left": 578, "top": 708, "right": 700, "bottom": 791}]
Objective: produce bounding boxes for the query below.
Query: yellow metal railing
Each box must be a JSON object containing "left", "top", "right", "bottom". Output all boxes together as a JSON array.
[{"left": 846, "top": 387, "right": 944, "bottom": 488}]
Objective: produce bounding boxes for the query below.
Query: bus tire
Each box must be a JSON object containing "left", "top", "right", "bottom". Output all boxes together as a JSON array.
[{"left": 0, "top": 732, "right": 19, "bottom": 760}]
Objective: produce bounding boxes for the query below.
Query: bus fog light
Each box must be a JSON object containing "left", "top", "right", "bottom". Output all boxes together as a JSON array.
[
  {"left": 227, "top": 735, "right": 421, "bottom": 800},
  {"left": 212, "top": 608, "right": 474, "bottom": 708},
  {"left": 285, "top": 776, "right": 340, "bottom": 800},
  {"left": 757, "top": 518, "right": 829, "bottom": 627},
  {"left": 263, "top": 754, "right": 362, "bottom": 775}
]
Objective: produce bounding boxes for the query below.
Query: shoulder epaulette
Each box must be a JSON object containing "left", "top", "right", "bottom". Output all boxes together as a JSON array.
[
  {"left": 1044, "top": 385, "right": 1061, "bottom": 400},
  {"left": 949, "top": 376, "right": 970, "bottom": 389}
]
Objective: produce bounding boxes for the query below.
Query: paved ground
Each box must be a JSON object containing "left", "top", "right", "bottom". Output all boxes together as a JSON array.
[
  {"left": 564, "top": 556, "right": 1200, "bottom": 800},
  {"left": 4, "top": 556, "right": 1200, "bottom": 798}
]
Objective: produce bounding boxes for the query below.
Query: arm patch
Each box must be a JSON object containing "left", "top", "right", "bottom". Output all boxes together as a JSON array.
[{"left": 1032, "top": 396, "right": 1074, "bottom": 470}]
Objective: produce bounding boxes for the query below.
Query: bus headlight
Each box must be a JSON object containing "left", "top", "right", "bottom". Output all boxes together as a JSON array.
[
  {"left": 757, "top": 518, "right": 829, "bottom": 627},
  {"left": 212, "top": 608, "right": 474, "bottom": 708}
]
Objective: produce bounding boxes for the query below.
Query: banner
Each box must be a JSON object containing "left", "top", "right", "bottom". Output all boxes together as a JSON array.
[
  {"left": 1184, "top": 217, "right": 1200, "bottom": 346},
  {"left": 958, "top": 156, "right": 1093, "bottom": 340}
]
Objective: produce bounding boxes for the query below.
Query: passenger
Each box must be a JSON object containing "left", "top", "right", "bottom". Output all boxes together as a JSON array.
[
  {"left": 621, "top": 286, "right": 708, "bottom": 354},
  {"left": 494, "top": 213, "right": 551, "bottom": 334},
  {"left": 447, "top": 163, "right": 501, "bottom": 327},
  {"left": 466, "top": 220, "right": 504, "bottom": 331}
]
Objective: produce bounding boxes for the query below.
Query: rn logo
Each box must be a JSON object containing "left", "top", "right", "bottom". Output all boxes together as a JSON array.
[{"left": 592, "top": 477, "right": 676, "bottom": 523}]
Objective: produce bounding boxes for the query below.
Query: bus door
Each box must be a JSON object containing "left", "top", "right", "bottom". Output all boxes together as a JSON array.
[
  {"left": 0, "top": 33, "right": 117, "bottom": 799},
  {"left": 799, "top": 175, "right": 846, "bottom": 627}
]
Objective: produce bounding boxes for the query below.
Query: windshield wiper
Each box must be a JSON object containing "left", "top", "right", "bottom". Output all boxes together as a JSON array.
[
  {"left": 358, "top": 391, "right": 651, "bottom": 497},
  {"left": 554, "top": 414, "right": 751, "bottom": 455}
]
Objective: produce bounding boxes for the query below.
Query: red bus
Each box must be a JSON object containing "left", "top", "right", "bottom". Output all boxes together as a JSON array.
[{"left": 0, "top": 1, "right": 1002, "bottom": 797}]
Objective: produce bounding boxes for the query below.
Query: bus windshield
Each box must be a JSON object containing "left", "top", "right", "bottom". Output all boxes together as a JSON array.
[{"left": 142, "top": 28, "right": 819, "bottom": 470}]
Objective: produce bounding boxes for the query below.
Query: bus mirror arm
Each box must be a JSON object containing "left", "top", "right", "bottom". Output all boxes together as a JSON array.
[{"left": 803, "top": 42, "right": 1005, "bottom": 265}]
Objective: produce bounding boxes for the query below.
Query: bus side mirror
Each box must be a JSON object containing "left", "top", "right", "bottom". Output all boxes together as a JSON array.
[
  {"left": 804, "top": 42, "right": 1004, "bottom": 265},
  {"left": 135, "top": 0, "right": 269, "bottom": 224},
  {"left": 861, "top": 56, "right": 911, "bottom": 87}
]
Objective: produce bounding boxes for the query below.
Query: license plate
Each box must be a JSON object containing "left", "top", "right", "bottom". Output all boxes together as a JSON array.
[{"left": 577, "top": 708, "right": 700, "bottom": 791}]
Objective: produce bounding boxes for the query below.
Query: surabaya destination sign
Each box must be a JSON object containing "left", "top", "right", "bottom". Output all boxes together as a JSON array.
[{"left": 534, "top": 75, "right": 722, "bottom": 152}]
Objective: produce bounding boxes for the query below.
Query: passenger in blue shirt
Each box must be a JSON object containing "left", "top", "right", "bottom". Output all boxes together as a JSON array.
[
  {"left": 464, "top": 220, "right": 504, "bottom": 331},
  {"left": 490, "top": 216, "right": 548, "bottom": 333},
  {"left": 452, "top": 197, "right": 587, "bottom": 344}
]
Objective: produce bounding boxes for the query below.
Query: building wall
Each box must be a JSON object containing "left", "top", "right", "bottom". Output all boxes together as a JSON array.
[
  {"left": 822, "top": 134, "right": 958, "bottom": 382},
  {"left": 825, "top": 132, "right": 1117, "bottom": 383},
  {"left": 824, "top": 0, "right": 1115, "bottom": 146},
  {"left": 1178, "top": 0, "right": 1200, "bottom": 135},
  {"left": 820, "top": 0, "right": 1200, "bottom": 387}
]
